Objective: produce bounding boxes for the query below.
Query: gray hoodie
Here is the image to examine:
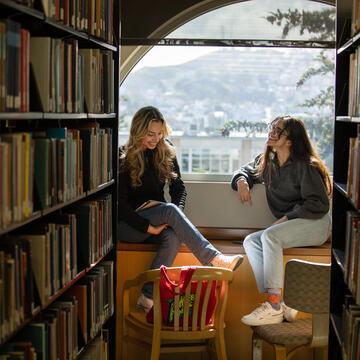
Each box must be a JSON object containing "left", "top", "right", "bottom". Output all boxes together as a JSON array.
[{"left": 230, "top": 153, "right": 330, "bottom": 220}]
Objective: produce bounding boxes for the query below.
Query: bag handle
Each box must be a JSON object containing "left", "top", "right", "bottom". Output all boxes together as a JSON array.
[{"left": 160, "top": 265, "right": 196, "bottom": 294}]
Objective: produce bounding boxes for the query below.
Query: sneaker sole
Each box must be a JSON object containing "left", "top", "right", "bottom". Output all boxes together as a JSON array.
[
  {"left": 284, "top": 310, "right": 298, "bottom": 322},
  {"left": 136, "top": 303, "right": 152, "bottom": 313},
  {"left": 241, "top": 314, "right": 283, "bottom": 326},
  {"left": 232, "top": 255, "right": 244, "bottom": 271}
]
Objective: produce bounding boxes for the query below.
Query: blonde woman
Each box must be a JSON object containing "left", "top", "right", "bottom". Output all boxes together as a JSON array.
[
  {"left": 118, "top": 106, "right": 243, "bottom": 312},
  {"left": 231, "top": 115, "right": 332, "bottom": 326}
]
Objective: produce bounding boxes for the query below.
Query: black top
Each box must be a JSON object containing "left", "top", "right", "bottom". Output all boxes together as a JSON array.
[
  {"left": 231, "top": 153, "right": 330, "bottom": 220},
  {"left": 118, "top": 147, "right": 187, "bottom": 233}
]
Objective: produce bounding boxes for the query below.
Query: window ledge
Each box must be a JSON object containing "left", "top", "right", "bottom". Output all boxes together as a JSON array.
[{"left": 117, "top": 227, "right": 331, "bottom": 256}]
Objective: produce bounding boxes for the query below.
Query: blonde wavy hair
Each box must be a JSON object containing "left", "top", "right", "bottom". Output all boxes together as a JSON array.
[
  {"left": 257, "top": 115, "right": 332, "bottom": 197},
  {"left": 120, "top": 106, "right": 177, "bottom": 188}
]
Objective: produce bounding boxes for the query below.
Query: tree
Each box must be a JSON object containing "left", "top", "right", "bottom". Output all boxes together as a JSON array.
[
  {"left": 119, "top": 95, "right": 129, "bottom": 130},
  {"left": 265, "top": 8, "right": 335, "bottom": 168},
  {"left": 265, "top": 8, "right": 335, "bottom": 41},
  {"left": 221, "top": 7, "right": 336, "bottom": 169}
]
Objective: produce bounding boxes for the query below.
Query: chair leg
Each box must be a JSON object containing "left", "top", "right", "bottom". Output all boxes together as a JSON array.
[
  {"left": 252, "top": 333, "right": 263, "bottom": 360},
  {"left": 214, "top": 330, "right": 227, "bottom": 360},
  {"left": 150, "top": 333, "right": 161, "bottom": 360},
  {"left": 273, "top": 344, "right": 287, "bottom": 360},
  {"left": 121, "top": 339, "right": 128, "bottom": 360},
  {"left": 313, "top": 346, "right": 328, "bottom": 360},
  {"left": 205, "top": 339, "right": 216, "bottom": 360}
]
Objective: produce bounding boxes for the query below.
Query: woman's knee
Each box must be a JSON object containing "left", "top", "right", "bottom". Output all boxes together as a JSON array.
[
  {"left": 160, "top": 202, "right": 182, "bottom": 220},
  {"left": 163, "top": 202, "right": 178, "bottom": 212},
  {"left": 261, "top": 227, "right": 284, "bottom": 248},
  {"left": 243, "top": 233, "right": 260, "bottom": 250}
]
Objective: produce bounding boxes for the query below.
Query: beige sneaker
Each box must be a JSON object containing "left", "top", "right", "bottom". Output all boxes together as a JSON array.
[
  {"left": 136, "top": 293, "right": 153, "bottom": 313},
  {"left": 281, "top": 302, "right": 298, "bottom": 322},
  {"left": 241, "top": 302, "right": 284, "bottom": 326},
  {"left": 211, "top": 254, "right": 243, "bottom": 271}
]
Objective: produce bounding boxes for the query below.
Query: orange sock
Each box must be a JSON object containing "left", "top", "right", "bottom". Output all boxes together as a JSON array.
[{"left": 267, "top": 289, "right": 282, "bottom": 310}]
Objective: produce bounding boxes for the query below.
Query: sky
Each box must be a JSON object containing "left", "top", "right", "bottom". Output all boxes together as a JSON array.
[{"left": 130, "top": 0, "right": 334, "bottom": 72}]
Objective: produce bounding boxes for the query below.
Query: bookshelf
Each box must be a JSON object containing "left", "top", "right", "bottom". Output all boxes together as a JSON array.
[
  {"left": 0, "top": 0, "right": 119, "bottom": 357},
  {"left": 329, "top": 0, "right": 360, "bottom": 359}
]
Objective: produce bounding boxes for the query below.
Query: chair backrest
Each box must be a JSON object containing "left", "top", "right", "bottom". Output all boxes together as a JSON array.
[
  {"left": 284, "top": 259, "right": 330, "bottom": 314},
  {"left": 150, "top": 266, "right": 233, "bottom": 333}
]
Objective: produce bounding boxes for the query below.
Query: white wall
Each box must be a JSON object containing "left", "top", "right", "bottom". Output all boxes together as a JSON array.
[{"left": 183, "top": 182, "right": 276, "bottom": 229}]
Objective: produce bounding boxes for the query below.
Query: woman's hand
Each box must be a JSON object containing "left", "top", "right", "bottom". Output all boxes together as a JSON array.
[
  {"left": 271, "top": 216, "right": 288, "bottom": 226},
  {"left": 237, "top": 178, "right": 253, "bottom": 206},
  {"left": 147, "top": 224, "right": 168, "bottom": 235}
]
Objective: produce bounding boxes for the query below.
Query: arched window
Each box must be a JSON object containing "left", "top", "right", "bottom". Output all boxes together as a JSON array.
[{"left": 120, "top": 0, "right": 335, "bottom": 180}]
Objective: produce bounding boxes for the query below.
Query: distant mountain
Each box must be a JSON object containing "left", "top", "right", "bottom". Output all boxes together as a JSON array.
[{"left": 120, "top": 47, "right": 334, "bottom": 131}]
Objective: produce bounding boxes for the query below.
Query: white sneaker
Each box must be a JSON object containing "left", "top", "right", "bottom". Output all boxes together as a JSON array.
[
  {"left": 282, "top": 302, "right": 298, "bottom": 322},
  {"left": 136, "top": 293, "right": 153, "bottom": 314},
  {"left": 241, "top": 302, "right": 284, "bottom": 326},
  {"left": 211, "top": 254, "right": 243, "bottom": 271}
]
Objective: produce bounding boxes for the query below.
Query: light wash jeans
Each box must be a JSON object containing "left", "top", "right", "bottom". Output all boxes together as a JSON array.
[
  {"left": 118, "top": 202, "right": 220, "bottom": 298},
  {"left": 243, "top": 212, "right": 331, "bottom": 293}
]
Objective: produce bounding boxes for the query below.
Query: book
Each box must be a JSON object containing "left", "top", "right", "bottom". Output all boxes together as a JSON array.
[
  {"left": 33, "top": 138, "right": 50, "bottom": 210},
  {"left": 42, "top": 307, "right": 61, "bottom": 359},
  {"left": 16, "top": 322, "right": 47, "bottom": 360},
  {"left": 30, "top": 37, "right": 52, "bottom": 112},
  {"left": 13, "top": 233, "right": 49, "bottom": 306},
  {"left": 99, "top": 260, "right": 114, "bottom": 317},
  {"left": 135, "top": 200, "right": 162, "bottom": 212},
  {"left": 72, "top": 203, "right": 92, "bottom": 270},
  {"left": 344, "top": 211, "right": 360, "bottom": 285},
  {"left": 5, "top": 19, "right": 21, "bottom": 112},
  {"left": 0, "top": 21, "right": 5, "bottom": 112},
  {"left": 65, "top": 284, "right": 88, "bottom": 344}
]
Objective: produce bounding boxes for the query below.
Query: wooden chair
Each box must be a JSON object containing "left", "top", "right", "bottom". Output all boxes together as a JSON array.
[
  {"left": 122, "top": 266, "right": 234, "bottom": 360},
  {"left": 250, "top": 259, "right": 331, "bottom": 360}
]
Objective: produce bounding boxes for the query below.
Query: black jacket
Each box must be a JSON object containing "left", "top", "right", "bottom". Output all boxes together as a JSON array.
[{"left": 118, "top": 146, "right": 187, "bottom": 233}]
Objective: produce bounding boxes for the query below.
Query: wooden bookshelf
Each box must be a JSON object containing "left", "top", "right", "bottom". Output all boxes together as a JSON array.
[
  {"left": 0, "top": 0, "right": 119, "bottom": 357},
  {"left": 329, "top": 0, "right": 360, "bottom": 359}
]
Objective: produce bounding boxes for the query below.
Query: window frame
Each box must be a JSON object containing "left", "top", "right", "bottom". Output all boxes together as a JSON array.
[{"left": 119, "top": 0, "right": 336, "bottom": 182}]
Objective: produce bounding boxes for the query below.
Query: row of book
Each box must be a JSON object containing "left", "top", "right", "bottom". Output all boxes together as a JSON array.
[
  {"left": 0, "top": 124, "right": 113, "bottom": 230},
  {"left": 10, "top": 0, "right": 36, "bottom": 8},
  {"left": 347, "top": 124, "right": 360, "bottom": 209},
  {"left": 33, "top": 125, "right": 113, "bottom": 210},
  {"left": 6, "top": 0, "right": 113, "bottom": 46},
  {"left": 0, "top": 132, "right": 34, "bottom": 228},
  {"left": 344, "top": 210, "right": 360, "bottom": 305},
  {"left": 65, "top": 261, "right": 114, "bottom": 343},
  {"left": 348, "top": 47, "right": 360, "bottom": 117},
  {"left": 0, "top": 21, "right": 30, "bottom": 113},
  {"left": 78, "top": 333, "right": 110, "bottom": 360},
  {"left": 40, "top": 0, "right": 114, "bottom": 44},
  {"left": 342, "top": 295, "right": 360, "bottom": 360},
  {"left": 0, "top": 260, "right": 113, "bottom": 359},
  {"left": 0, "top": 19, "right": 115, "bottom": 113},
  {"left": 0, "top": 194, "right": 112, "bottom": 342},
  {"left": 0, "top": 238, "right": 34, "bottom": 340}
]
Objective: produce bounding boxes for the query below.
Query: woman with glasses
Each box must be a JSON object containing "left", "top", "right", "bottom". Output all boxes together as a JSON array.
[
  {"left": 118, "top": 106, "right": 243, "bottom": 313},
  {"left": 230, "top": 115, "right": 332, "bottom": 326}
]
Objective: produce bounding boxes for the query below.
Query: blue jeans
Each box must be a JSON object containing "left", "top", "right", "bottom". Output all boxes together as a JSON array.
[
  {"left": 243, "top": 212, "right": 331, "bottom": 293},
  {"left": 118, "top": 203, "right": 221, "bottom": 298}
]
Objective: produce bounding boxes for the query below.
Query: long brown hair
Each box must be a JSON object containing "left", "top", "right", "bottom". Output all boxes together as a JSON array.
[
  {"left": 120, "top": 106, "right": 177, "bottom": 187},
  {"left": 257, "top": 116, "right": 332, "bottom": 196}
]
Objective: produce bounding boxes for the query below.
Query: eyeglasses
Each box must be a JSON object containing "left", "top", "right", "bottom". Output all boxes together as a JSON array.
[{"left": 268, "top": 123, "right": 286, "bottom": 138}]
